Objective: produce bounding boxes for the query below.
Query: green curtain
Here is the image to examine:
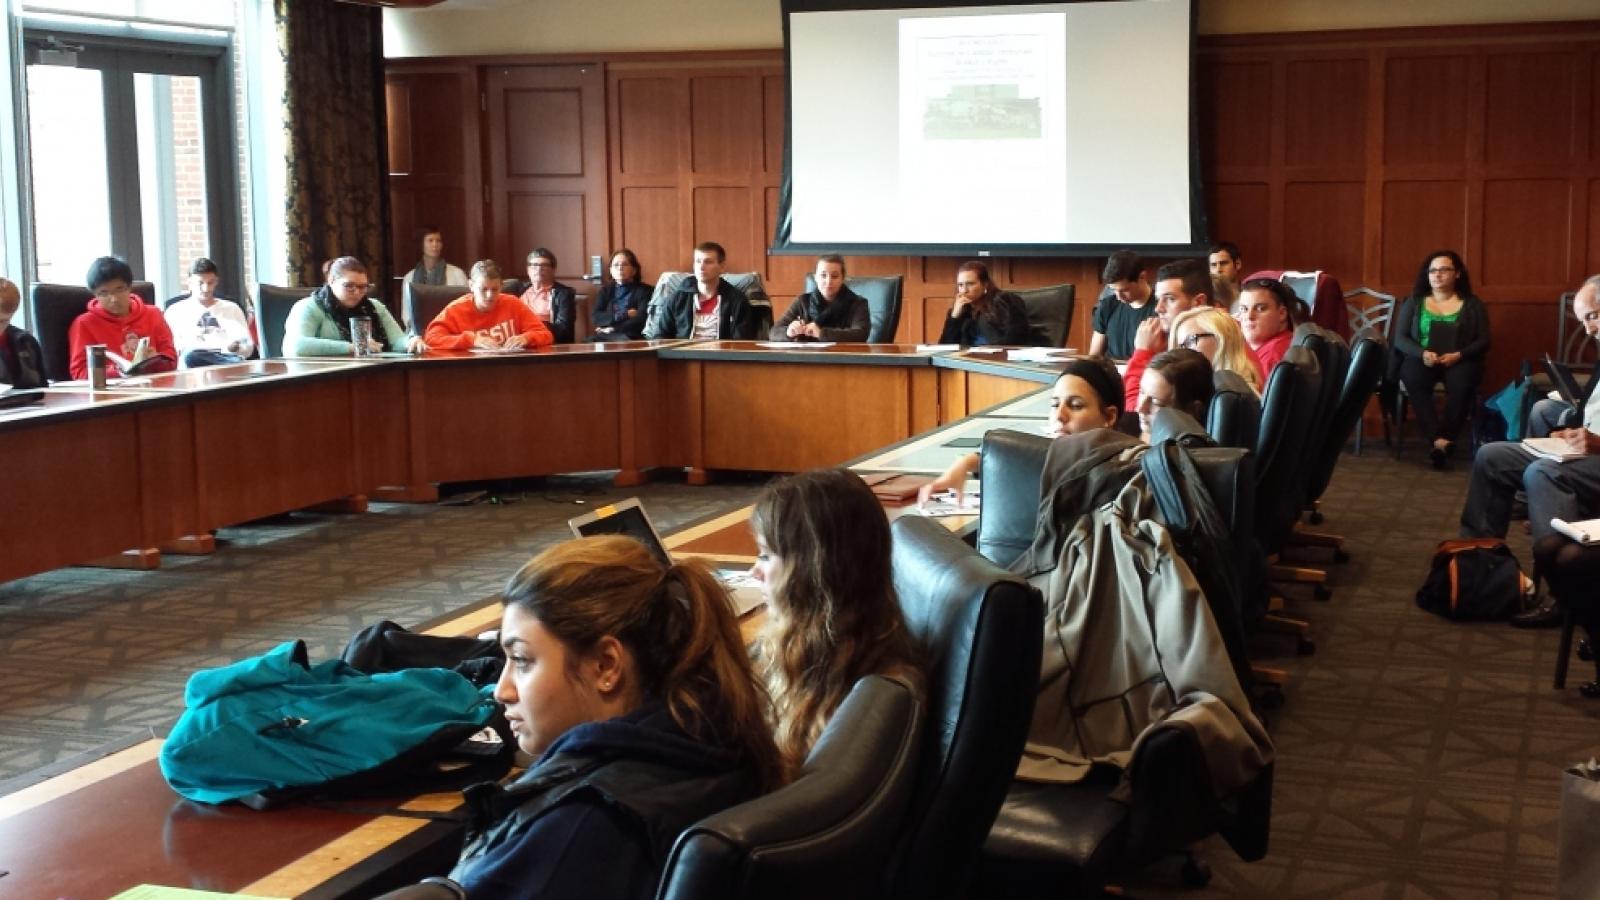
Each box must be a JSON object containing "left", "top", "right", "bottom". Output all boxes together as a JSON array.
[{"left": 275, "top": 0, "right": 392, "bottom": 289}]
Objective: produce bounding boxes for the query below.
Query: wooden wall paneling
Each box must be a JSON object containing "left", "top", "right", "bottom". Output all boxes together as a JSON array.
[
  {"left": 1485, "top": 51, "right": 1577, "bottom": 167},
  {"left": 692, "top": 186, "right": 756, "bottom": 274},
  {"left": 1481, "top": 179, "right": 1571, "bottom": 288},
  {"left": 486, "top": 65, "right": 608, "bottom": 290},
  {"left": 1589, "top": 179, "right": 1600, "bottom": 274},
  {"left": 1282, "top": 181, "right": 1365, "bottom": 277},
  {"left": 1380, "top": 180, "right": 1470, "bottom": 286},
  {"left": 1383, "top": 53, "right": 1473, "bottom": 167},
  {"left": 1283, "top": 57, "right": 1367, "bottom": 168},
  {"left": 689, "top": 76, "right": 761, "bottom": 174},
  {"left": 1200, "top": 60, "right": 1273, "bottom": 170},
  {"left": 1207, "top": 182, "right": 1272, "bottom": 273},
  {"left": 618, "top": 186, "right": 681, "bottom": 284},
  {"left": 385, "top": 66, "right": 482, "bottom": 286}
]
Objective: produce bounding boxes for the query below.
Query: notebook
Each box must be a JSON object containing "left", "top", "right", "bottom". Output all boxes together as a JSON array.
[
  {"left": 568, "top": 498, "right": 765, "bottom": 616},
  {"left": 1550, "top": 517, "right": 1600, "bottom": 546},
  {"left": 1520, "top": 436, "right": 1586, "bottom": 462},
  {"left": 1426, "top": 320, "right": 1460, "bottom": 355}
]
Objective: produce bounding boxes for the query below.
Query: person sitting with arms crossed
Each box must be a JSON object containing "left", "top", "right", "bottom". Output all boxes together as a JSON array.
[
  {"left": 1170, "top": 305, "right": 1264, "bottom": 395},
  {"left": 402, "top": 224, "right": 468, "bottom": 288},
  {"left": 918, "top": 355, "right": 1126, "bottom": 506},
  {"left": 68, "top": 256, "right": 177, "bottom": 380},
  {"left": 589, "top": 248, "right": 651, "bottom": 343},
  {"left": 1235, "top": 277, "right": 1298, "bottom": 378},
  {"left": 423, "top": 260, "right": 553, "bottom": 352},
  {"left": 769, "top": 254, "right": 870, "bottom": 343},
  {"left": 283, "top": 256, "right": 423, "bottom": 358},
  {"left": 1392, "top": 249, "right": 1491, "bottom": 469},
  {"left": 939, "top": 260, "right": 1034, "bottom": 347},
  {"left": 1087, "top": 250, "right": 1158, "bottom": 358},
  {"left": 1460, "top": 275, "right": 1600, "bottom": 629},
  {"left": 405, "top": 537, "right": 781, "bottom": 900},
  {"left": 1120, "top": 258, "right": 1211, "bottom": 412},
  {"left": 518, "top": 247, "right": 576, "bottom": 344},
  {"left": 163, "top": 257, "right": 255, "bottom": 368},
  {"left": 750, "top": 468, "right": 922, "bottom": 776},
  {"left": 0, "top": 277, "right": 46, "bottom": 389},
  {"left": 644, "top": 241, "right": 759, "bottom": 341}
]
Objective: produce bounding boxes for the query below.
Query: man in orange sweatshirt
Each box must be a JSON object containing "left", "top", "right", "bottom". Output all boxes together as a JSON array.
[
  {"left": 424, "top": 260, "right": 553, "bottom": 352},
  {"left": 68, "top": 256, "right": 178, "bottom": 380}
]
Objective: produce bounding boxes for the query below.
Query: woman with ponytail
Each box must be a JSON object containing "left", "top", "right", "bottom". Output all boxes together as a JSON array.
[
  {"left": 439, "top": 536, "right": 781, "bottom": 900},
  {"left": 751, "top": 468, "right": 921, "bottom": 777}
]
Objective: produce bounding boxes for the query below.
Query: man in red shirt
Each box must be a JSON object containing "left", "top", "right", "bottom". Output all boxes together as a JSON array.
[
  {"left": 424, "top": 260, "right": 553, "bottom": 352},
  {"left": 67, "top": 256, "right": 177, "bottom": 380},
  {"left": 1237, "top": 277, "right": 1297, "bottom": 377},
  {"left": 1121, "top": 259, "right": 1211, "bottom": 411}
]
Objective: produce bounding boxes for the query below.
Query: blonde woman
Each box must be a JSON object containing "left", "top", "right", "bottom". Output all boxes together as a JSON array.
[
  {"left": 1170, "top": 305, "right": 1264, "bottom": 395},
  {"left": 750, "top": 468, "right": 922, "bottom": 777}
]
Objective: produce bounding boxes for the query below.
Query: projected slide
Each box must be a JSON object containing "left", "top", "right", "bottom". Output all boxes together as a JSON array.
[
  {"left": 781, "top": 0, "right": 1196, "bottom": 254},
  {"left": 897, "top": 14, "right": 1065, "bottom": 243}
]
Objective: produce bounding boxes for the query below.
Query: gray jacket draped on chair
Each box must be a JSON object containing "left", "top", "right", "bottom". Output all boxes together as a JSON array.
[{"left": 1009, "top": 429, "right": 1273, "bottom": 802}]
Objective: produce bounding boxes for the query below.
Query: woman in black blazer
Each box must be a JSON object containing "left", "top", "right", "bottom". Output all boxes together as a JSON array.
[
  {"left": 1391, "top": 249, "right": 1490, "bottom": 468},
  {"left": 938, "top": 260, "right": 1035, "bottom": 347}
]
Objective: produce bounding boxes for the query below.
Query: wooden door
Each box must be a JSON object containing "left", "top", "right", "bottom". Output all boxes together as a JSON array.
[
  {"left": 485, "top": 64, "right": 608, "bottom": 304},
  {"left": 387, "top": 65, "right": 482, "bottom": 300}
]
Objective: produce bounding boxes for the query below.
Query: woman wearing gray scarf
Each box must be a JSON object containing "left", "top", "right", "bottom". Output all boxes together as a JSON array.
[{"left": 402, "top": 225, "right": 467, "bottom": 287}]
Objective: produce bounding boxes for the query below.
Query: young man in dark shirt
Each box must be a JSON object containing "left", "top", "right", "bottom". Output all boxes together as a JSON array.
[{"left": 1088, "top": 250, "right": 1157, "bottom": 359}]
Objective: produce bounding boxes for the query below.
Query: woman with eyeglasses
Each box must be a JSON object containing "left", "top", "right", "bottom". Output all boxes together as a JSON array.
[
  {"left": 1170, "top": 305, "right": 1263, "bottom": 395},
  {"left": 1392, "top": 249, "right": 1490, "bottom": 469}
]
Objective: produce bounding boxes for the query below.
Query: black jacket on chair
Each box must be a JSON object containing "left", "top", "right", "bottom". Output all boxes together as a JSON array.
[{"left": 0, "top": 325, "right": 46, "bottom": 388}]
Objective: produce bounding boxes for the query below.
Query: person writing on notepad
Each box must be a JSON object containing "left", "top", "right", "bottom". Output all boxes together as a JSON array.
[
  {"left": 1392, "top": 250, "right": 1491, "bottom": 469},
  {"left": 424, "top": 260, "right": 552, "bottom": 352},
  {"left": 1460, "top": 274, "right": 1600, "bottom": 627},
  {"left": 769, "top": 254, "right": 870, "bottom": 343}
]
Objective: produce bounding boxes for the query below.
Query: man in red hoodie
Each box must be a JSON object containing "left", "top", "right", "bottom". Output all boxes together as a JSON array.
[
  {"left": 68, "top": 256, "right": 177, "bottom": 380},
  {"left": 423, "top": 259, "right": 553, "bottom": 352}
]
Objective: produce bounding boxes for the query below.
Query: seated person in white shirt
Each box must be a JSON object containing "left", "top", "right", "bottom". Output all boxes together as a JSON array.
[
  {"left": 643, "top": 241, "right": 758, "bottom": 341},
  {"left": 163, "top": 257, "right": 255, "bottom": 368},
  {"left": 401, "top": 225, "right": 468, "bottom": 288}
]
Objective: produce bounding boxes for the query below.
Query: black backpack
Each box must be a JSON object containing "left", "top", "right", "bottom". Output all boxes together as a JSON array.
[{"left": 1416, "top": 538, "right": 1528, "bottom": 621}]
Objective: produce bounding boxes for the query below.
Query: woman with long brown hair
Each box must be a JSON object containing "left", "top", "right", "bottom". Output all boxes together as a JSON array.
[
  {"left": 440, "top": 536, "right": 781, "bottom": 899},
  {"left": 938, "top": 260, "right": 1036, "bottom": 347},
  {"left": 750, "top": 468, "right": 922, "bottom": 775}
]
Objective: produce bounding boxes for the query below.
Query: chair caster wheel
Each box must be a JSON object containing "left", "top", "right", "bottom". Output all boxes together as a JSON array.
[
  {"left": 1578, "top": 639, "right": 1594, "bottom": 663},
  {"left": 1308, "top": 510, "right": 1324, "bottom": 525},
  {"left": 1333, "top": 548, "right": 1351, "bottom": 564},
  {"left": 1579, "top": 680, "right": 1600, "bottom": 700},
  {"left": 1314, "top": 584, "right": 1333, "bottom": 602},
  {"left": 1181, "top": 855, "right": 1212, "bottom": 888},
  {"left": 1297, "top": 638, "right": 1316, "bottom": 656}
]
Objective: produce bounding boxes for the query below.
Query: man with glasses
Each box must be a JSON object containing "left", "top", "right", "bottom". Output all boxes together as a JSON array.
[
  {"left": 1120, "top": 258, "right": 1210, "bottom": 412},
  {"left": 68, "top": 256, "right": 177, "bottom": 380},
  {"left": 1460, "top": 276, "right": 1600, "bottom": 628},
  {"left": 518, "top": 248, "right": 576, "bottom": 344}
]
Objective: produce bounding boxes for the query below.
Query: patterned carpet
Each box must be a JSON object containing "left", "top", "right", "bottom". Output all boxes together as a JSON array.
[{"left": 0, "top": 453, "right": 1595, "bottom": 898}]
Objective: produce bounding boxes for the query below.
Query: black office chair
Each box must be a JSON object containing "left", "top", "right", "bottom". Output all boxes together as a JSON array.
[
  {"left": 255, "top": 284, "right": 314, "bottom": 359},
  {"left": 1299, "top": 336, "right": 1386, "bottom": 536},
  {"left": 402, "top": 281, "right": 463, "bottom": 335},
  {"left": 1207, "top": 369, "right": 1262, "bottom": 451},
  {"left": 29, "top": 281, "right": 156, "bottom": 381},
  {"left": 884, "top": 516, "right": 1043, "bottom": 900},
  {"left": 1013, "top": 283, "right": 1076, "bottom": 348},
  {"left": 657, "top": 674, "right": 924, "bottom": 900},
  {"left": 801, "top": 274, "right": 905, "bottom": 343}
]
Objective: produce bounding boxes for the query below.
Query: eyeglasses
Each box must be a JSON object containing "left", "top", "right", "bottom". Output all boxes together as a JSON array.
[
  {"left": 1179, "top": 332, "right": 1217, "bottom": 350},
  {"left": 1428, "top": 267, "right": 1456, "bottom": 275},
  {"left": 336, "top": 280, "right": 368, "bottom": 292}
]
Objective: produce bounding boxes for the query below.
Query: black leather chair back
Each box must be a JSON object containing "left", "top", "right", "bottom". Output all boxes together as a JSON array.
[
  {"left": 1206, "top": 369, "right": 1261, "bottom": 451},
  {"left": 657, "top": 675, "right": 924, "bottom": 900},
  {"left": 886, "top": 516, "right": 1043, "bottom": 900},
  {"left": 256, "top": 284, "right": 314, "bottom": 358},
  {"left": 1253, "top": 348, "right": 1322, "bottom": 554},
  {"left": 503, "top": 278, "right": 529, "bottom": 299},
  {"left": 402, "top": 281, "right": 463, "bottom": 334},
  {"left": 974, "top": 428, "right": 1051, "bottom": 568},
  {"left": 29, "top": 281, "right": 155, "bottom": 382},
  {"left": 803, "top": 274, "right": 905, "bottom": 343},
  {"left": 1303, "top": 335, "right": 1386, "bottom": 505},
  {"left": 1013, "top": 283, "right": 1076, "bottom": 348}
]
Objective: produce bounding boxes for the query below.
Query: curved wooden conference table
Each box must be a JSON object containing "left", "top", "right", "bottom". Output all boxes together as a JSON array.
[
  {"left": 0, "top": 340, "right": 1071, "bottom": 898},
  {"left": 0, "top": 341, "right": 1065, "bottom": 585}
]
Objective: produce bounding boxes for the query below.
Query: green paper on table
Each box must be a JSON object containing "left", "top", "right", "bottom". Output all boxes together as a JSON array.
[{"left": 109, "top": 886, "right": 284, "bottom": 900}]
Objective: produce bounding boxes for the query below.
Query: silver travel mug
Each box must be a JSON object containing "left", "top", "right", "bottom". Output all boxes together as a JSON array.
[{"left": 87, "top": 344, "right": 108, "bottom": 390}]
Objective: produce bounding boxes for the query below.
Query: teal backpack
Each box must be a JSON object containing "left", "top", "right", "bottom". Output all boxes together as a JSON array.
[{"left": 160, "top": 640, "right": 510, "bottom": 806}]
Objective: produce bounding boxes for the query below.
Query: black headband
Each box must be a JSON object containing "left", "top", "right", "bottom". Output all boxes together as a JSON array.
[{"left": 1056, "top": 358, "right": 1124, "bottom": 417}]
